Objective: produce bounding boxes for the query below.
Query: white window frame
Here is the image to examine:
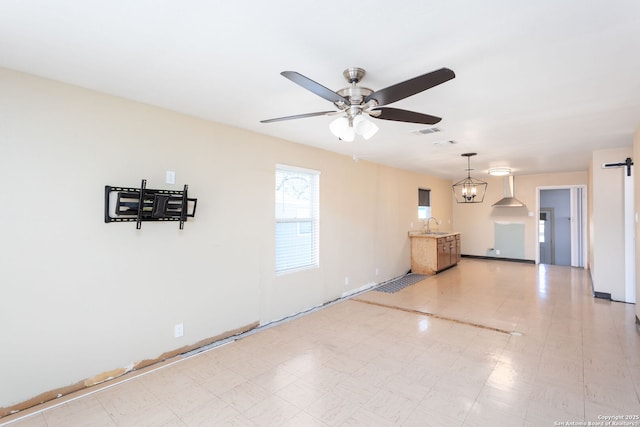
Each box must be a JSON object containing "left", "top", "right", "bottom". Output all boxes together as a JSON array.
[{"left": 275, "top": 164, "right": 320, "bottom": 274}]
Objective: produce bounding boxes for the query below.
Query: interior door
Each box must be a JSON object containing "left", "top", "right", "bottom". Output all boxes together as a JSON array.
[{"left": 539, "top": 209, "right": 554, "bottom": 264}]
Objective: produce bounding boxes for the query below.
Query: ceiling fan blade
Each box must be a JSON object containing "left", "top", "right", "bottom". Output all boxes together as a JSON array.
[
  {"left": 365, "top": 68, "right": 455, "bottom": 106},
  {"left": 260, "top": 111, "right": 337, "bottom": 123},
  {"left": 281, "top": 71, "right": 350, "bottom": 104},
  {"left": 370, "top": 107, "right": 442, "bottom": 125}
]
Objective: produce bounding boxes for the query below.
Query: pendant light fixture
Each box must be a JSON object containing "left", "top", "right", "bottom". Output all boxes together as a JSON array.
[{"left": 452, "top": 153, "right": 487, "bottom": 203}]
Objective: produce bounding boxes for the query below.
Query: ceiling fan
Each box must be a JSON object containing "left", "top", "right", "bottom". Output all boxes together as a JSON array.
[{"left": 260, "top": 67, "right": 455, "bottom": 141}]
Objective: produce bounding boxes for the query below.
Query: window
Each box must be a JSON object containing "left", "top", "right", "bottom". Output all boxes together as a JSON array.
[
  {"left": 418, "top": 188, "right": 431, "bottom": 219},
  {"left": 275, "top": 165, "right": 320, "bottom": 274}
]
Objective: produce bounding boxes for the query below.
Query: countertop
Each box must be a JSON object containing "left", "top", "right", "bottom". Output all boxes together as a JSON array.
[{"left": 408, "top": 231, "right": 460, "bottom": 238}]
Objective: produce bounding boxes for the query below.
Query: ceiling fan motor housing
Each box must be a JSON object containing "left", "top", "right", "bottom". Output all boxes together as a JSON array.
[{"left": 343, "top": 67, "right": 366, "bottom": 84}]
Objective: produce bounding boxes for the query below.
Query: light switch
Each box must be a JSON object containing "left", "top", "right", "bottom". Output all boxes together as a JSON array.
[{"left": 166, "top": 170, "right": 176, "bottom": 184}]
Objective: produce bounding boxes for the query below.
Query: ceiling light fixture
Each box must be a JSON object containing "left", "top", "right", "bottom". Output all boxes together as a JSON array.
[
  {"left": 452, "top": 153, "right": 487, "bottom": 203},
  {"left": 329, "top": 113, "right": 378, "bottom": 141},
  {"left": 488, "top": 167, "right": 511, "bottom": 176}
]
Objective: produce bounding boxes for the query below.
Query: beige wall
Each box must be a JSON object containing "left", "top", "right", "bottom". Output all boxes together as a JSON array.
[
  {"left": 452, "top": 171, "right": 588, "bottom": 261},
  {"left": 0, "top": 68, "right": 453, "bottom": 409},
  {"left": 589, "top": 146, "right": 633, "bottom": 301}
]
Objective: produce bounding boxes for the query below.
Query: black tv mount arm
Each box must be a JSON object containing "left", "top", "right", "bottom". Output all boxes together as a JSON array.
[{"left": 104, "top": 179, "right": 197, "bottom": 229}]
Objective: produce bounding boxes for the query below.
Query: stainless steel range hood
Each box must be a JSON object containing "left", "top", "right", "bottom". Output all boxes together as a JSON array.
[{"left": 492, "top": 175, "right": 525, "bottom": 207}]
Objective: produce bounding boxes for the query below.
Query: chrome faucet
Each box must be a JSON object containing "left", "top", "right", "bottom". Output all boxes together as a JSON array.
[{"left": 426, "top": 217, "right": 440, "bottom": 233}]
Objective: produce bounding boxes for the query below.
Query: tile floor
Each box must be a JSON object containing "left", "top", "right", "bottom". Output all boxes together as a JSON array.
[{"left": 2, "top": 259, "right": 640, "bottom": 426}]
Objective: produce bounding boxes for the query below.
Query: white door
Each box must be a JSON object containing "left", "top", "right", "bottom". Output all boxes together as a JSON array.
[{"left": 624, "top": 165, "right": 635, "bottom": 303}]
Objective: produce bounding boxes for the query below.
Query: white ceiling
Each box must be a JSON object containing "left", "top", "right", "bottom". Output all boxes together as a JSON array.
[{"left": 1, "top": 1, "right": 639, "bottom": 179}]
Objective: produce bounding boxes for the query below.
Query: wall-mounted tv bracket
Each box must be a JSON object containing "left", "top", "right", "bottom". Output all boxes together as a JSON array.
[{"left": 104, "top": 179, "right": 197, "bottom": 229}]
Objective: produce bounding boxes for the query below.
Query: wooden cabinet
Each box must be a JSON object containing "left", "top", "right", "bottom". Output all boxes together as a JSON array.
[
  {"left": 410, "top": 233, "right": 461, "bottom": 275},
  {"left": 438, "top": 234, "right": 461, "bottom": 269}
]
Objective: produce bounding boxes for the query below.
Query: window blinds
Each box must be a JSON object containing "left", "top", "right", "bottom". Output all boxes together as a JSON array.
[{"left": 275, "top": 165, "right": 320, "bottom": 273}]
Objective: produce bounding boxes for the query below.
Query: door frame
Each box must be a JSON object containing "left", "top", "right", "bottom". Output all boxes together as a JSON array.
[{"left": 535, "top": 185, "right": 587, "bottom": 267}]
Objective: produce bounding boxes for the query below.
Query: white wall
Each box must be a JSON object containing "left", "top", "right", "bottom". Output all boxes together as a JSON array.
[
  {"left": 589, "top": 147, "right": 633, "bottom": 301},
  {"left": 0, "top": 68, "right": 453, "bottom": 410}
]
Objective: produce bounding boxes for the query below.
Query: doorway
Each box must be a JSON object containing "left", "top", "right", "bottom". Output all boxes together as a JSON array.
[{"left": 537, "top": 186, "right": 587, "bottom": 267}]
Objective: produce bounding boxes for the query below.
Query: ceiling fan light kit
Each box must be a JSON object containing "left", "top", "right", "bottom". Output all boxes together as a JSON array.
[
  {"left": 329, "top": 116, "right": 355, "bottom": 141},
  {"left": 353, "top": 115, "right": 378, "bottom": 139},
  {"left": 452, "top": 153, "right": 487, "bottom": 204},
  {"left": 261, "top": 66, "right": 455, "bottom": 141},
  {"left": 330, "top": 114, "right": 379, "bottom": 141}
]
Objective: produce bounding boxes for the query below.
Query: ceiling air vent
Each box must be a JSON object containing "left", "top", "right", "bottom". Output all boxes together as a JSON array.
[
  {"left": 411, "top": 126, "right": 441, "bottom": 135},
  {"left": 432, "top": 140, "right": 457, "bottom": 146}
]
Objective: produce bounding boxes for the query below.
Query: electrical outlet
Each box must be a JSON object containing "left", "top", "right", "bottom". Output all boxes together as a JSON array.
[
  {"left": 345, "top": 276, "right": 349, "bottom": 285},
  {"left": 166, "top": 170, "right": 176, "bottom": 184},
  {"left": 174, "top": 323, "right": 184, "bottom": 338},
  {"left": 496, "top": 249, "right": 501, "bottom": 255},
  {"left": 375, "top": 268, "right": 379, "bottom": 276}
]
